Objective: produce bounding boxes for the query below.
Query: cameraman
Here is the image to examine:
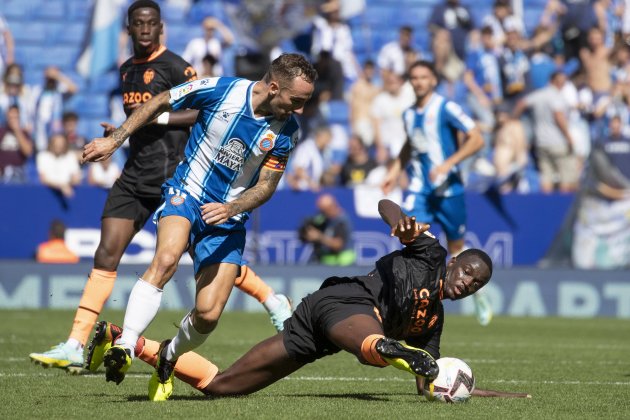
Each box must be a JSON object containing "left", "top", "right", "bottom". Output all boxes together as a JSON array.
[{"left": 300, "top": 193, "right": 356, "bottom": 266}]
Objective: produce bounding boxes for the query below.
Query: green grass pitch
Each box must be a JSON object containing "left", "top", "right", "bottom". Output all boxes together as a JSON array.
[{"left": 1, "top": 310, "right": 629, "bottom": 419}]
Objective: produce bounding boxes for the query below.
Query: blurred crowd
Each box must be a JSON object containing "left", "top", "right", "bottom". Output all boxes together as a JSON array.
[{"left": 1, "top": 0, "right": 629, "bottom": 202}]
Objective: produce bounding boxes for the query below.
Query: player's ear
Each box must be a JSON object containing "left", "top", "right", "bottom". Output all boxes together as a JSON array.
[
  {"left": 159, "top": 21, "right": 164, "bottom": 35},
  {"left": 269, "top": 80, "right": 280, "bottom": 96}
]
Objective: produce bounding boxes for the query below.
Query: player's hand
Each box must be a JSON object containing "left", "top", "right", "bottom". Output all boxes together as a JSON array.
[
  {"left": 429, "top": 164, "right": 450, "bottom": 185},
  {"left": 81, "top": 137, "right": 117, "bottom": 163},
  {"left": 100, "top": 122, "right": 117, "bottom": 137},
  {"left": 381, "top": 171, "right": 398, "bottom": 195},
  {"left": 391, "top": 215, "right": 430, "bottom": 243},
  {"left": 200, "top": 202, "right": 231, "bottom": 225}
]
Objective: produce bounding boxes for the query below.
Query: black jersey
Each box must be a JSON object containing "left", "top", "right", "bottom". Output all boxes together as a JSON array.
[
  {"left": 353, "top": 232, "right": 447, "bottom": 351},
  {"left": 118, "top": 46, "right": 196, "bottom": 196}
]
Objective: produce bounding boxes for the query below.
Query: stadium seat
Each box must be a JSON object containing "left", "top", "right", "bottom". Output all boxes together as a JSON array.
[
  {"left": 67, "top": 94, "right": 110, "bottom": 119},
  {"left": 3, "top": 0, "right": 41, "bottom": 19},
  {"left": 32, "top": 0, "right": 65, "bottom": 19},
  {"left": 8, "top": 22, "right": 47, "bottom": 44},
  {"left": 326, "top": 100, "right": 350, "bottom": 126}
]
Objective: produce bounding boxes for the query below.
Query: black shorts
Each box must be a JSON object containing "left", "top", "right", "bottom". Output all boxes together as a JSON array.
[
  {"left": 282, "top": 278, "right": 381, "bottom": 364},
  {"left": 101, "top": 178, "right": 162, "bottom": 231}
]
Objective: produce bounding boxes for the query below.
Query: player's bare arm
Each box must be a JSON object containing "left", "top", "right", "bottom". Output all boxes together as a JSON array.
[
  {"left": 200, "top": 167, "right": 284, "bottom": 225},
  {"left": 81, "top": 90, "right": 172, "bottom": 163},
  {"left": 378, "top": 199, "right": 429, "bottom": 242},
  {"left": 430, "top": 126, "right": 483, "bottom": 182}
]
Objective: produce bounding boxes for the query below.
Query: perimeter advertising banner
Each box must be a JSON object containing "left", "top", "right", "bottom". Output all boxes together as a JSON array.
[
  {"left": 1, "top": 262, "right": 628, "bottom": 318},
  {"left": 0, "top": 185, "right": 575, "bottom": 267}
]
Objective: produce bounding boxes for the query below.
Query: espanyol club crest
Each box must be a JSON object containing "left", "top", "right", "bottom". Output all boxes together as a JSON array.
[{"left": 259, "top": 132, "right": 275, "bottom": 151}]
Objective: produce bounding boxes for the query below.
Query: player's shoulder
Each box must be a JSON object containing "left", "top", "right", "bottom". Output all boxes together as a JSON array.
[{"left": 157, "top": 49, "right": 189, "bottom": 65}]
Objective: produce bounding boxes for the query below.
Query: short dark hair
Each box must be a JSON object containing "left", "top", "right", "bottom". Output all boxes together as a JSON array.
[
  {"left": 400, "top": 25, "right": 413, "bottom": 34},
  {"left": 49, "top": 219, "right": 66, "bottom": 239},
  {"left": 459, "top": 248, "right": 493, "bottom": 277},
  {"left": 128, "top": 0, "right": 160, "bottom": 22},
  {"left": 62, "top": 111, "right": 79, "bottom": 122},
  {"left": 408, "top": 60, "right": 439, "bottom": 79},
  {"left": 264, "top": 53, "right": 318, "bottom": 86},
  {"left": 550, "top": 70, "right": 565, "bottom": 82}
]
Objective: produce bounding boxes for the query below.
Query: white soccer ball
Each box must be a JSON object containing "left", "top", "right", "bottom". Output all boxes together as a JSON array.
[{"left": 422, "top": 357, "right": 475, "bottom": 403}]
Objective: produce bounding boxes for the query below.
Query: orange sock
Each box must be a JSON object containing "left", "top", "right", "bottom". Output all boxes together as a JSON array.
[
  {"left": 361, "top": 334, "right": 388, "bottom": 367},
  {"left": 234, "top": 265, "right": 272, "bottom": 303},
  {"left": 69, "top": 269, "right": 116, "bottom": 346},
  {"left": 138, "top": 337, "right": 219, "bottom": 391}
]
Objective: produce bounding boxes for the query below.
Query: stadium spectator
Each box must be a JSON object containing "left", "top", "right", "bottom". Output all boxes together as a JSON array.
[
  {"left": 36, "top": 133, "right": 81, "bottom": 198},
  {"left": 572, "top": 115, "right": 630, "bottom": 269},
  {"left": 32, "top": 66, "right": 78, "bottom": 152},
  {"left": 285, "top": 125, "right": 334, "bottom": 191},
  {"left": 299, "top": 193, "right": 356, "bottom": 266},
  {"left": 492, "top": 104, "right": 529, "bottom": 193},
  {"left": 556, "top": 0, "right": 599, "bottom": 62},
  {"left": 29, "top": 1, "right": 294, "bottom": 373},
  {"left": 0, "top": 13, "right": 14, "bottom": 77},
  {"left": 464, "top": 25, "right": 502, "bottom": 155},
  {"left": 371, "top": 71, "right": 414, "bottom": 164},
  {"left": 0, "top": 63, "right": 35, "bottom": 132},
  {"left": 481, "top": 0, "right": 525, "bottom": 47},
  {"left": 381, "top": 61, "right": 491, "bottom": 326},
  {"left": 80, "top": 53, "right": 316, "bottom": 387},
  {"left": 182, "top": 16, "right": 235, "bottom": 77},
  {"left": 0, "top": 105, "right": 33, "bottom": 183},
  {"left": 430, "top": 21, "right": 466, "bottom": 82},
  {"left": 61, "top": 111, "right": 88, "bottom": 156},
  {"left": 198, "top": 53, "right": 219, "bottom": 79},
  {"left": 312, "top": 50, "right": 345, "bottom": 101},
  {"left": 340, "top": 134, "right": 377, "bottom": 187},
  {"left": 428, "top": 0, "right": 476, "bottom": 61},
  {"left": 498, "top": 20, "right": 530, "bottom": 109},
  {"left": 579, "top": 26, "right": 612, "bottom": 131},
  {"left": 85, "top": 200, "right": 529, "bottom": 401},
  {"left": 513, "top": 71, "right": 579, "bottom": 193},
  {"left": 348, "top": 59, "right": 380, "bottom": 148},
  {"left": 87, "top": 157, "right": 121, "bottom": 189},
  {"left": 528, "top": 26, "right": 559, "bottom": 90},
  {"left": 35, "top": 219, "right": 79, "bottom": 264},
  {"left": 377, "top": 25, "right": 421, "bottom": 78},
  {"left": 310, "top": 0, "right": 360, "bottom": 81}
]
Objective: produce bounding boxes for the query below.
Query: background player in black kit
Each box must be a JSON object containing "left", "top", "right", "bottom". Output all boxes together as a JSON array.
[
  {"left": 30, "top": 0, "right": 291, "bottom": 372},
  {"left": 93, "top": 199, "right": 530, "bottom": 400}
]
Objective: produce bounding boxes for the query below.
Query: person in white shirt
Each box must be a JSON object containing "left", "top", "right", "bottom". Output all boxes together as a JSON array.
[
  {"left": 36, "top": 132, "right": 81, "bottom": 198},
  {"left": 88, "top": 157, "right": 121, "bottom": 189},
  {"left": 182, "top": 16, "right": 234, "bottom": 77},
  {"left": 377, "top": 26, "right": 421, "bottom": 78}
]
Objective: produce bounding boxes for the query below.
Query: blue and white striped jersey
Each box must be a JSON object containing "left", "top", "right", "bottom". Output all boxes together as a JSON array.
[
  {"left": 402, "top": 93, "right": 476, "bottom": 197},
  {"left": 168, "top": 77, "right": 299, "bottom": 222}
]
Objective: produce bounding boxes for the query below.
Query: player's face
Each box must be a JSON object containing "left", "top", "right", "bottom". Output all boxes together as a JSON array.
[
  {"left": 443, "top": 256, "right": 491, "bottom": 300},
  {"left": 409, "top": 65, "right": 437, "bottom": 100},
  {"left": 269, "top": 77, "right": 314, "bottom": 120},
  {"left": 128, "top": 8, "right": 162, "bottom": 57}
]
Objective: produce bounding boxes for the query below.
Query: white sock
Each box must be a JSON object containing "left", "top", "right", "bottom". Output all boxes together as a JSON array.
[
  {"left": 165, "top": 312, "right": 209, "bottom": 361},
  {"left": 116, "top": 278, "right": 163, "bottom": 358},
  {"left": 262, "top": 293, "right": 282, "bottom": 313},
  {"left": 66, "top": 338, "right": 82, "bottom": 351}
]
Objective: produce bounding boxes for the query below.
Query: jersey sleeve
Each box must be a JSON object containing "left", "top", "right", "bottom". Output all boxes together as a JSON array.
[
  {"left": 403, "top": 231, "right": 447, "bottom": 269},
  {"left": 443, "top": 101, "right": 476, "bottom": 133},
  {"left": 263, "top": 119, "right": 299, "bottom": 172},
  {"left": 169, "top": 77, "right": 221, "bottom": 111},
  {"left": 170, "top": 57, "right": 197, "bottom": 86}
]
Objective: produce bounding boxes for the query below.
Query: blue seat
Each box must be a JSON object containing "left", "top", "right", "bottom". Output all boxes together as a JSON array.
[
  {"left": 67, "top": 94, "right": 110, "bottom": 119},
  {"left": 327, "top": 100, "right": 349, "bottom": 126},
  {"left": 32, "top": 0, "right": 65, "bottom": 19},
  {"left": 9, "top": 21, "right": 47, "bottom": 44},
  {"left": 3, "top": 0, "right": 41, "bottom": 19}
]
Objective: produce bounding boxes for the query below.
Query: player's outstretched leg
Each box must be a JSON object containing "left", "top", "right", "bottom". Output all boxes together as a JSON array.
[
  {"left": 148, "top": 340, "right": 177, "bottom": 401},
  {"left": 28, "top": 342, "right": 84, "bottom": 374},
  {"left": 85, "top": 321, "right": 122, "bottom": 372},
  {"left": 375, "top": 338, "right": 439, "bottom": 380}
]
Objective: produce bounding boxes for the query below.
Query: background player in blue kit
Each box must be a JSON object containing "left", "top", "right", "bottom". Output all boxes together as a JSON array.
[
  {"left": 381, "top": 60, "right": 493, "bottom": 326},
  {"left": 82, "top": 53, "right": 317, "bottom": 390}
]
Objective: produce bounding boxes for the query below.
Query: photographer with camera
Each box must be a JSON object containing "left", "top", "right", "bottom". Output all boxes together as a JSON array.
[{"left": 299, "top": 193, "right": 356, "bottom": 266}]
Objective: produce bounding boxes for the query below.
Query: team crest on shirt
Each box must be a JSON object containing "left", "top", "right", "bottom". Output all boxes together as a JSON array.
[
  {"left": 259, "top": 132, "right": 275, "bottom": 151},
  {"left": 143, "top": 68, "right": 155, "bottom": 84},
  {"left": 215, "top": 138, "right": 246, "bottom": 171}
]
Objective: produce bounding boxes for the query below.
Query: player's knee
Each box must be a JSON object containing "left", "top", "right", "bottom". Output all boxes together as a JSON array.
[
  {"left": 191, "top": 309, "right": 221, "bottom": 334},
  {"left": 93, "top": 244, "right": 120, "bottom": 271},
  {"left": 153, "top": 251, "right": 179, "bottom": 274}
]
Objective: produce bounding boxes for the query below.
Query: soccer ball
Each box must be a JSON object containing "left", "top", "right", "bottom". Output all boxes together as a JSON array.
[{"left": 422, "top": 357, "right": 475, "bottom": 403}]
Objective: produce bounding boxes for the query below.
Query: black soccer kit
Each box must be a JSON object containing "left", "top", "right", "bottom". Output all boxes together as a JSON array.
[
  {"left": 102, "top": 46, "right": 197, "bottom": 229},
  {"left": 283, "top": 232, "right": 447, "bottom": 363}
]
